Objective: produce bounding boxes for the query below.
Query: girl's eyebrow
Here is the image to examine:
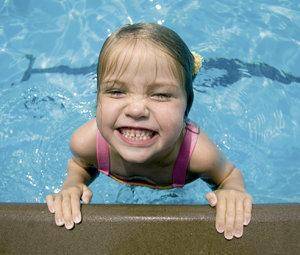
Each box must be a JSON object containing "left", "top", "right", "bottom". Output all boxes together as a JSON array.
[
  {"left": 102, "top": 79, "right": 180, "bottom": 88},
  {"left": 102, "top": 79, "right": 125, "bottom": 86}
]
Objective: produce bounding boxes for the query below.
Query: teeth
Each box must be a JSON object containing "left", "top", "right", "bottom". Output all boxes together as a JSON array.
[{"left": 119, "top": 128, "right": 154, "bottom": 141}]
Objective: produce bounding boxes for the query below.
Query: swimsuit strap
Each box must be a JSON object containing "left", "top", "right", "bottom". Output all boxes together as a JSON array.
[
  {"left": 172, "top": 122, "right": 199, "bottom": 188},
  {"left": 96, "top": 130, "right": 110, "bottom": 175}
]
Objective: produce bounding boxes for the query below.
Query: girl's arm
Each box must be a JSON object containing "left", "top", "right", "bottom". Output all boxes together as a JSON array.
[
  {"left": 62, "top": 157, "right": 95, "bottom": 189},
  {"left": 189, "top": 130, "right": 252, "bottom": 240},
  {"left": 46, "top": 119, "right": 98, "bottom": 230}
]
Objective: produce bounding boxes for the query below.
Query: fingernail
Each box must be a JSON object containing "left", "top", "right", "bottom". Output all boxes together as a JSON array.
[
  {"left": 235, "top": 230, "right": 243, "bottom": 238},
  {"left": 216, "top": 224, "right": 224, "bottom": 233},
  {"left": 225, "top": 232, "right": 233, "bottom": 240},
  {"left": 65, "top": 222, "right": 74, "bottom": 230},
  {"left": 74, "top": 216, "right": 81, "bottom": 224},
  {"left": 244, "top": 218, "right": 250, "bottom": 225},
  {"left": 56, "top": 219, "right": 64, "bottom": 226}
]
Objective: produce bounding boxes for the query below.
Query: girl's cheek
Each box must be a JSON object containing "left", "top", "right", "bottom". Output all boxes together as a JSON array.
[
  {"left": 152, "top": 101, "right": 186, "bottom": 120},
  {"left": 97, "top": 106, "right": 118, "bottom": 126},
  {"left": 96, "top": 98, "right": 116, "bottom": 123}
]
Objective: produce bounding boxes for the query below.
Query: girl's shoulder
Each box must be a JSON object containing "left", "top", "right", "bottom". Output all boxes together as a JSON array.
[
  {"left": 188, "top": 127, "right": 223, "bottom": 174},
  {"left": 69, "top": 118, "right": 98, "bottom": 167}
]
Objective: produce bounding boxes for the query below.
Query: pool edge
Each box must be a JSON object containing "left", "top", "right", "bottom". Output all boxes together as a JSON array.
[{"left": 0, "top": 203, "right": 299, "bottom": 254}]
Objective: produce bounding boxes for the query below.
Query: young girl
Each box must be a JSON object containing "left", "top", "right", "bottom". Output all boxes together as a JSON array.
[{"left": 46, "top": 23, "right": 252, "bottom": 240}]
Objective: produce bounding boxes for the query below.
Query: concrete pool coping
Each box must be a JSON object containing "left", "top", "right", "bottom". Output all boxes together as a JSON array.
[{"left": 0, "top": 203, "right": 299, "bottom": 254}]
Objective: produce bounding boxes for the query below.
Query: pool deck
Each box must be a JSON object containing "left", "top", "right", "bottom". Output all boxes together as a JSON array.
[{"left": 0, "top": 203, "right": 299, "bottom": 254}]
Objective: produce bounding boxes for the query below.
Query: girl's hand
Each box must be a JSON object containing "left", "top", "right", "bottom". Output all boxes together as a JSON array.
[
  {"left": 46, "top": 184, "right": 92, "bottom": 230},
  {"left": 205, "top": 189, "right": 252, "bottom": 240}
]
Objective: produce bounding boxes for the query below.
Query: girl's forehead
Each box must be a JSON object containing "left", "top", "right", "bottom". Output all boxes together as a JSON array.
[{"left": 102, "top": 39, "right": 182, "bottom": 86}]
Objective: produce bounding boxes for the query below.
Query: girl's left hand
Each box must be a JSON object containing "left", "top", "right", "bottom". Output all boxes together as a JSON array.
[{"left": 205, "top": 189, "right": 252, "bottom": 240}]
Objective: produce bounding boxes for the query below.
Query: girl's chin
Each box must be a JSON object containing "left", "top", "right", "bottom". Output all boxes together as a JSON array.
[{"left": 116, "top": 146, "right": 156, "bottom": 163}]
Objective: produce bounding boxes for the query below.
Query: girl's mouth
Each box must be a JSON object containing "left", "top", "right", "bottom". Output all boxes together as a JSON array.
[{"left": 115, "top": 127, "right": 159, "bottom": 146}]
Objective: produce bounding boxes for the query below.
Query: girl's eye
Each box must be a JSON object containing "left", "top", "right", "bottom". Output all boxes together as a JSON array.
[
  {"left": 151, "top": 93, "right": 172, "bottom": 101},
  {"left": 107, "top": 90, "right": 125, "bottom": 97}
]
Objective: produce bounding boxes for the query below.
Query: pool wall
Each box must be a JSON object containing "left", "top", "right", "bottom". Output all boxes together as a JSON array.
[{"left": 0, "top": 203, "right": 299, "bottom": 254}]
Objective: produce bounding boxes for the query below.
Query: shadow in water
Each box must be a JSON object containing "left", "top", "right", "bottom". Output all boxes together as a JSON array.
[
  {"left": 21, "top": 55, "right": 97, "bottom": 82},
  {"left": 20, "top": 54, "right": 300, "bottom": 89}
]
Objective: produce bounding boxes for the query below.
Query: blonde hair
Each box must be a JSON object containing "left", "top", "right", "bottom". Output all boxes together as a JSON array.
[{"left": 97, "top": 23, "right": 202, "bottom": 117}]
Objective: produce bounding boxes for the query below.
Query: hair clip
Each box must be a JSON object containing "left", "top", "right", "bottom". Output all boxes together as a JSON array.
[{"left": 191, "top": 51, "right": 203, "bottom": 75}]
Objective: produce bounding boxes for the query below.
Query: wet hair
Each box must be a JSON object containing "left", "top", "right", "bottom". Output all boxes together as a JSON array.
[{"left": 97, "top": 23, "right": 196, "bottom": 118}]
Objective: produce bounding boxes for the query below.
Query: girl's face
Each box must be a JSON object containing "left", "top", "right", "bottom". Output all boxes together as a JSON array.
[{"left": 96, "top": 41, "right": 187, "bottom": 164}]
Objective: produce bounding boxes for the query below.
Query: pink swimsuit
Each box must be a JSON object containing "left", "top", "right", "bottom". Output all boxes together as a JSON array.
[{"left": 96, "top": 122, "right": 199, "bottom": 189}]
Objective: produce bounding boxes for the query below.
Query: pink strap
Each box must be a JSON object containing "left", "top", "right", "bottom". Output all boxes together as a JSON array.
[
  {"left": 172, "top": 122, "right": 199, "bottom": 188},
  {"left": 96, "top": 131, "right": 110, "bottom": 175}
]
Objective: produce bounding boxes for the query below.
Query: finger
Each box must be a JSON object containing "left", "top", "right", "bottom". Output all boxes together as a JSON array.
[
  {"left": 70, "top": 192, "right": 82, "bottom": 224},
  {"left": 62, "top": 192, "right": 74, "bottom": 230},
  {"left": 205, "top": 192, "right": 217, "bottom": 207},
  {"left": 234, "top": 199, "right": 244, "bottom": 238},
  {"left": 224, "top": 197, "right": 235, "bottom": 240},
  {"left": 244, "top": 196, "right": 252, "bottom": 225},
  {"left": 215, "top": 195, "right": 226, "bottom": 234},
  {"left": 46, "top": 195, "right": 55, "bottom": 213},
  {"left": 54, "top": 195, "right": 64, "bottom": 226},
  {"left": 81, "top": 186, "right": 93, "bottom": 204}
]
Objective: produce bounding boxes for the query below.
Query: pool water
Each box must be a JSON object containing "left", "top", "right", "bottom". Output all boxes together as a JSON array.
[{"left": 0, "top": 0, "right": 299, "bottom": 204}]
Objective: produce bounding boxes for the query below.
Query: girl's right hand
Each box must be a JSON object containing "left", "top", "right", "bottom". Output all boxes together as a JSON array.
[{"left": 46, "top": 184, "right": 93, "bottom": 230}]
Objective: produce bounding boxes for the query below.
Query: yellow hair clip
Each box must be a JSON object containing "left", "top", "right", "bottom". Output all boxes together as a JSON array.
[{"left": 191, "top": 51, "right": 203, "bottom": 75}]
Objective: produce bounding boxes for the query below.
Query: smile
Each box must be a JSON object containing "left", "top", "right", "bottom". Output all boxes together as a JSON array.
[{"left": 116, "top": 127, "right": 159, "bottom": 146}]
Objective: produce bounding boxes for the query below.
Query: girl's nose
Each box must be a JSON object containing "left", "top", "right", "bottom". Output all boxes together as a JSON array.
[{"left": 124, "top": 97, "right": 150, "bottom": 119}]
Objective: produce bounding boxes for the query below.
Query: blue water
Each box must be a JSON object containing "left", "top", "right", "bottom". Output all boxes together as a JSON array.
[{"left": 0, "top": 0, "right": 299, "bottom": 204}]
